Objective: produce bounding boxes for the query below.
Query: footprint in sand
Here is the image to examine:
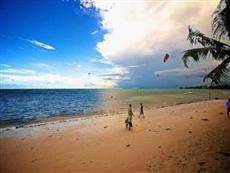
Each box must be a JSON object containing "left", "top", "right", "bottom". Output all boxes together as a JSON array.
[
  {"left": 200, "top": 118, "right": 209, "bottom": 121},
  {"left": 198, "top": 161, "right": 206, "bottom": 166},
  {"left": 104, "top": 126, "right": 108, "bottom": 128},
  {"left": 168, "top": 155, "right": 173, "bottom": 159},
  {"left": 165, "top": 128, "right": 171, "bottom": 131},
  {"left": 31, "top": 159, "right": 38, "bottom": 163},
  {"left": 147, "top": 165, "right": 153, "bottom": 170},
  {"left": 218, "top": 112, "right": 224, "bottom": 115},
  {"left": 126, "top": 144, "right": 131, "bottom": 147},
  {"left": 188, "top": 130, "right": 192, "bottom": 134}
]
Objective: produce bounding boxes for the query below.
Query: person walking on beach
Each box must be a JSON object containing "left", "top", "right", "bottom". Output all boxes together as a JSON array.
[
  {"left": 125, "top": 104, "right": 135, "bottom": 130},
  {"left": 226, "top": 99, "right": 230, "bottom": 118},
  {"left": 138, "top": 103, "right": 144, "bottom": 118}
]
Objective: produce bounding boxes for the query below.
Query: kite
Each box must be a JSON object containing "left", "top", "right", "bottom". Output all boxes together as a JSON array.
[{"left": 163, "top": 53, "right": 170, "bottom": 63}]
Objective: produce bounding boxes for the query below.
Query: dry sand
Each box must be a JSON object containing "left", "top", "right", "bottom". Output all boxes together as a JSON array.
[{"left": 0, "top": 99, "right": 230, "bottom": 173}]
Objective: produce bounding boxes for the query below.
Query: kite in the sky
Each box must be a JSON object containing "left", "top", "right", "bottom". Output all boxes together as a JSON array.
[
  {"left": 88, "top": 72, "right": 91, "bottom": 76},
  {"left": 163, "top": 53, "right": 170, "bottom": 63}
]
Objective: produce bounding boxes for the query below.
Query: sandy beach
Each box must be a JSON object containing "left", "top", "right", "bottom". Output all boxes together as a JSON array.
[{"left": 0, "top": 99, "right": 230, "bottom": 173}]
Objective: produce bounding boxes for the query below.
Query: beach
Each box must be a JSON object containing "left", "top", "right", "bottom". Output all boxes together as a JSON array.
[
  {"left": 1, "top": 0, "right": 229, "bottom": 172},
  {"left": 0, "top": 99, "right": 230, "bottom": 173}
]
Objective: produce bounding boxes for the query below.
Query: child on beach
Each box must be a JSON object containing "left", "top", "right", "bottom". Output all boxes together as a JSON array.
[
  {"left": 226, "top": 99, "right": 230, "bottom": 118},
  {"left": 125, "top": 104, "right": 135, "bottom": 130},
  {"left": 138, "top": 103, "right": 144, "bottom": 118}
]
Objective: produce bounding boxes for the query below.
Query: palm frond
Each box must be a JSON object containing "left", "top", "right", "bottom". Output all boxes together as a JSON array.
[
  {"left": 212, "top": 0, "right": 230, "bottom": 40},
  {"left": 182, "top": 47, "right": 210, "bottom": 68},
  {"left": 182, "top": 46, "right": 230, "bottom": 68},
  {"left": 204, "top": 57, "right": 230, "bottom": 85},
  {"left": 187, "top": 26, "right": 230, "bottom": 49}
]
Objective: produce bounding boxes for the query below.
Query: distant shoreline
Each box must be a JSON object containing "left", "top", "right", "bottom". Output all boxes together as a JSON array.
[{"left": 179, "top": 85, "right": 230, "bottom": 89}]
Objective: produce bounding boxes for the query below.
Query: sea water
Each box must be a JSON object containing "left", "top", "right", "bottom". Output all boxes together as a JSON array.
[
  {"left": 0, "top": 89, "right": 229, "bottom": 127},
  {"left": 0, "top": 89, "right": 102, "bottom": 126}
]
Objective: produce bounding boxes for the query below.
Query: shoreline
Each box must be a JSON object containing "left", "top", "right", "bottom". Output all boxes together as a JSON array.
[{"left": 0, "top": 98, "right": 222, "bottom": 130}]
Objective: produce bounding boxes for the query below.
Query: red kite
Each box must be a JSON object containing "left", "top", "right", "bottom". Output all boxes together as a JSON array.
[{"left": 163, "top": 53, "right": 170, "bottom": 63}]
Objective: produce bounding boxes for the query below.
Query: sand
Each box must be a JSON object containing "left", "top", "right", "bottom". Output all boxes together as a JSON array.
[{"left": 0, "top": 99, "right": 230, "bottom": 173}]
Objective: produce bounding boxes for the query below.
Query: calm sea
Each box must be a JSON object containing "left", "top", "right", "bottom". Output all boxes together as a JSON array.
[
  {"left": 0, "top": 89, "right": 103, "bottom": 127},
  {"left": 0, "top": 89, "right": 229, "bottom": 127}
]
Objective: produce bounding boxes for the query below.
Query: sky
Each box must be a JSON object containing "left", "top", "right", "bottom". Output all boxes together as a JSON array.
[{"left": 0, "top": 0, "right": 220, "bottom": 89}]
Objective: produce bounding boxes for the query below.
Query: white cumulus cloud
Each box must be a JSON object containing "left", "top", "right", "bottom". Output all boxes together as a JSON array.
[{"left": 81, "top": 0, "right": 219, "bottom": 65}]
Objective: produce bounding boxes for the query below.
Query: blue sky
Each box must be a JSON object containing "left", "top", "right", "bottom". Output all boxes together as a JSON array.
[{"left": 0, "top": 0, "right": 219, "bottom": 88}]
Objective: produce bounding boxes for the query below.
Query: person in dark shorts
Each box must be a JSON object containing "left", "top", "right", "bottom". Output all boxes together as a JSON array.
[
  {"left": 138, "top": 103, "right": 144, "bottom": 118},
  {"left": 125, "top": 104, "right": 135, "bottom": 130},
  {"left": 226, "top": 99, "right": 230, "bottom": 118}
]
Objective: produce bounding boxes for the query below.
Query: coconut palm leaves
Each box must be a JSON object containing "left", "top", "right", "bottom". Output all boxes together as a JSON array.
[
  {"left": 212, "top": 0, "right": 230, "bottom": 40},
  {"left": 182, "top": 26, "right": 230, "bottom": 85},
  {"left": 182, "top": 0, "right": 230, "bottom": 86},
  {"left": 204, "top": 57, "right": 230, "bottom": 85}
]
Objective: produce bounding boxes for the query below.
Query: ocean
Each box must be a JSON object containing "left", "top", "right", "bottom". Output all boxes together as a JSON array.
[
  {"left": 0, "top": 89, "right": 229, "bottom": 127},
  {"left": 0, "top": 89, "right": 103, "bottom": 127}
]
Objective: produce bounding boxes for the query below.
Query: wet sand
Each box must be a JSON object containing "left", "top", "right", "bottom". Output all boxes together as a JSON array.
[{"left": 0, "top": 100, "right": 230, "bottom": 173}]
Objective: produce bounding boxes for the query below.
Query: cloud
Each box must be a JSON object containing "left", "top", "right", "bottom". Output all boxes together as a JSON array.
[
  {"left": 155, "top": 60, "right": 219, "bottom": 78},
  {"left": 1, "top": 72, "right": 116, "bottom": 88},
  {"left": 31, "top": 62, "right": 53, "bottom": 69},
  {"left": 128, "top": 64, "right": 146, "bottom": 68},
  {"left": 90, "top": 58, "right": 113, "bottom": 65},
  {"left": 27, "top": 40, "right": 55, "bottom": 50},
  {"left": 80, "top": 0, "right": 221, "bottom": 88},
  {"left": 81, "top": 0, "right": 219, "bottom": 65},
  {"left": 0, "top": 64, "right": 11, "bottom": 68},
  {"left": 65, "top": 62, "right": 83, "bottom": 69},
  {"left": 91, "top": 30, "right": 98, "bottom": 35},
  {"left": 0, "top": 68, "right": 36, "bottom": 75},
  {"left": 0, "top": 65, "right": 119, "bottom": 88},
  {"left": 155, "top": 68, "right": 206, "bottom": 78},
  {"left": 97, "top": 65, "right": 130, "bottom": 81}
]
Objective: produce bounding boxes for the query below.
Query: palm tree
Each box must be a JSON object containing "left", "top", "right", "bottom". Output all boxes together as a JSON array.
[{"left": 182, "top": 0, "right": 230, "bottom": 86}]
